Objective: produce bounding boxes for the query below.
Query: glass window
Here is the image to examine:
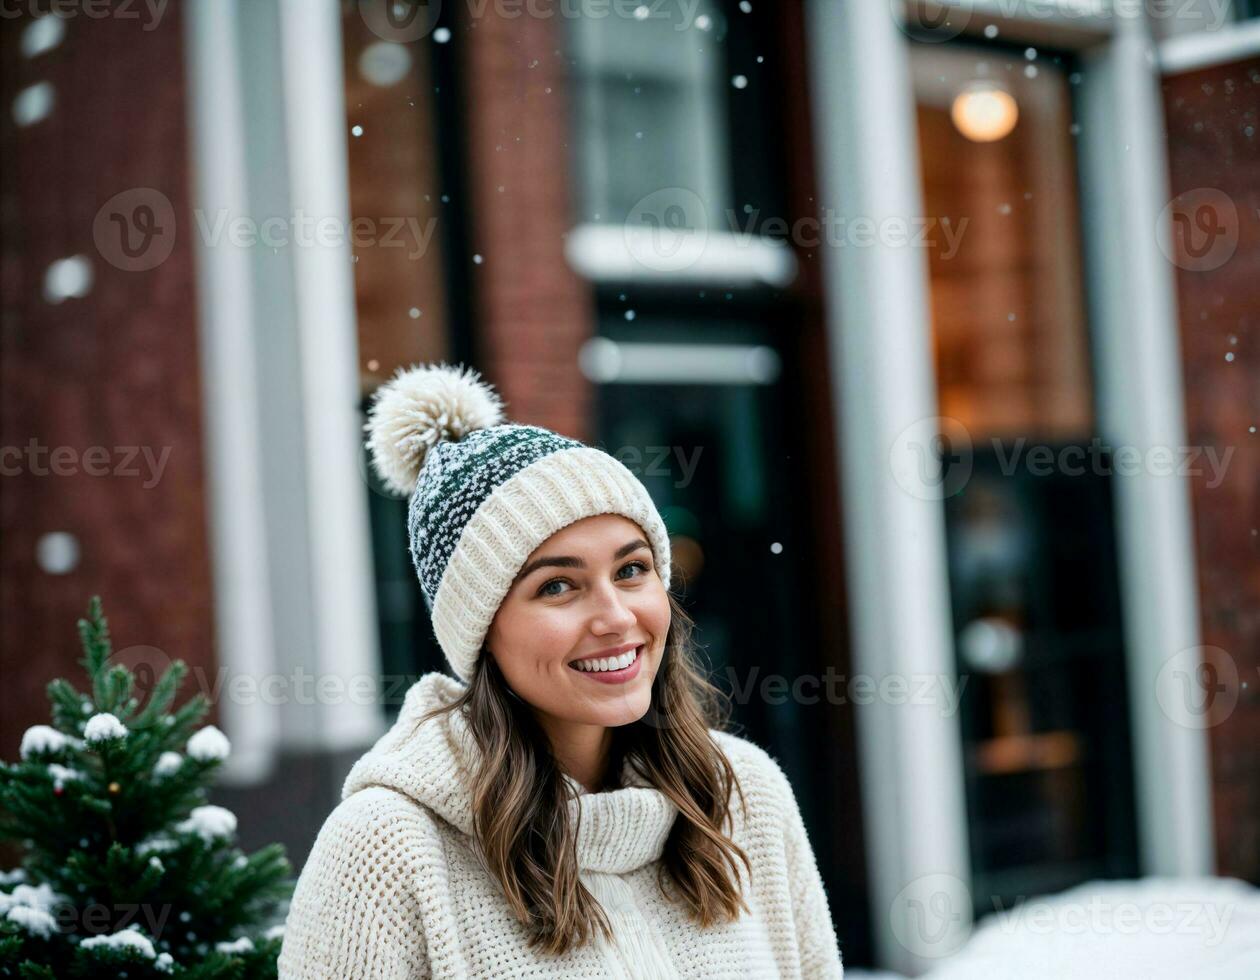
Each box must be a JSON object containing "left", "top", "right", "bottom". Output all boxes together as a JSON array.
[
  {"left": 568, "top": 0, "right": 731, "bottom": 226},
  {"left": 912, "top": 40, "right": 1140, "bottom": 914},
  {"left": 912, "top": 42, "right": 1093, "bottom": 440}
]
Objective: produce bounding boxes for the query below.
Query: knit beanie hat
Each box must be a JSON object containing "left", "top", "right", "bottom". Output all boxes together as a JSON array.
[{"left": 363, "top": 363, "right": 673, "bottom": 682}]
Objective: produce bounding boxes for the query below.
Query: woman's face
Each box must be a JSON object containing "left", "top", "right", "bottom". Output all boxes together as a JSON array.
[{"left": 485, "top": 513, "right": 670, "bottom": 731}]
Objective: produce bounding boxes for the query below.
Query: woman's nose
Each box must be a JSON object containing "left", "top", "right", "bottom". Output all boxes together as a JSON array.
[{"left": 588, "top": 581, "right": 637, "bottom": 634}]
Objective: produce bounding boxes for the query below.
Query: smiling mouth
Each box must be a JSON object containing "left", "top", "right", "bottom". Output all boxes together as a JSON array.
[{"left": 568, "top": 644, "right": 644, "bottom": 674}]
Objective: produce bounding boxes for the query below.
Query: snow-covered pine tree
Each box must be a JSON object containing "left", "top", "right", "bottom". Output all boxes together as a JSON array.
[{"left": 0, "top": 596, "right": 293, "bottom": 979}]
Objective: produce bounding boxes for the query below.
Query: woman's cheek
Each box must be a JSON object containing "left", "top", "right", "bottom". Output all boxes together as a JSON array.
[
  {"left": 640, "top": 588, "right": 671, "bottom": 644},
  {"left": 529, "top": 608, "right": 579, "bottom": 667}
]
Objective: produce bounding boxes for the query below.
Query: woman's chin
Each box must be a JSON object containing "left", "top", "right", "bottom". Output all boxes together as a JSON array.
[{"left": 573, "top": 683, "right": 654, "bottom": 728}]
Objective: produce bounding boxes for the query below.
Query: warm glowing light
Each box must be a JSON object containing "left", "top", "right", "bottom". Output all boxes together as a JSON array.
[{"left": 950, "top": 82, "right": 1019, "bottom": 143}]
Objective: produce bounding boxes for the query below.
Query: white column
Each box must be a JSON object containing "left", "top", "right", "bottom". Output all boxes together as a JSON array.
[
  {"left": 804, "top": 2, "right": 972, "bottom": 974},
  {"left": 184, "top": 0, "right": 280, "bottom": 785},
  {"left": 1077, "top": 18, "right": 1215, "bottom": 876},
  {"left": 275, "top": 0, "right": 384, "bottom": 750}
]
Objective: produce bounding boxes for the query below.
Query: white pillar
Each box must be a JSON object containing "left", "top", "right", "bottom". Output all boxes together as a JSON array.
[
  {"left": 804, "top": 2, "right": 972, "bottom": 973},
  {"left": 184, "top": 0, "right": 280, "bottom": 785},
  {"left": 1077, "top": 17, "right": 1215, "bottom": 877},
  {"left": 275, "top": 0, "right": 384, "bottom": 750}
]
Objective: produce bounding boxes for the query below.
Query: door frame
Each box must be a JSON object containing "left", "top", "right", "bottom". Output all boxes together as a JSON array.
[{"left": 804, "top": 1, "right": 1217, "bottom": 972}]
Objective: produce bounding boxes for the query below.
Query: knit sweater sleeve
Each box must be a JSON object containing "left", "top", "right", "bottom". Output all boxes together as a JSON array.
[
  {"left": 716, "top": 731, "right": 845, "bottom": 978},
  {"left": 278, "top": 788, "right": 431, "bottom": 980}
]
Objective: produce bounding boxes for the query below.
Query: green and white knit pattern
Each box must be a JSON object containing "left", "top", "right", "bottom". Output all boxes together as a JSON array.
[{"left": 408, "top": 425, "right": 582, "bottom": 602}]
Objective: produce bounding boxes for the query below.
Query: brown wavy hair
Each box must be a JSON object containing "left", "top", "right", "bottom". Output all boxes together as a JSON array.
[{"left": 418, "top": 591, "right": 751, "bottom": 954}]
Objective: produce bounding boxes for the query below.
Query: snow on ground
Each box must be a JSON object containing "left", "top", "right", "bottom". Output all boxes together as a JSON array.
[{"left": 916, "top": 877, "right": 1260, "bottom": 980}]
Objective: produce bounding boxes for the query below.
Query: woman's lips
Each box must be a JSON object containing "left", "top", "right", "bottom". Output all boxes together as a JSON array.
[{"left": 568, "top": 645, "right": 643, "bottom": 685}]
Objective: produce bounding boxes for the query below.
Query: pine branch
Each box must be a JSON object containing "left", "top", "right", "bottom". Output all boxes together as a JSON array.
[
  {"left": 130, "top": 660, "right": 190, "bottom": 732},
  {"left": 47, "top": 678, "right": 91, "bottom": 734},
  {"left": 76, "top": 596, "right": 113, "bottom": 708}
]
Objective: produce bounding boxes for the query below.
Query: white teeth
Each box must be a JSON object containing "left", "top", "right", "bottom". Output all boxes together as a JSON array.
[{"left": 574, "top": 647, "right": 639, "bottom": 672}]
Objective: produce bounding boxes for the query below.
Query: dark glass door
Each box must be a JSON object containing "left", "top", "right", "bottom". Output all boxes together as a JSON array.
[{"left": 943, "top": 443, "right": 1140, "bottom": 914}]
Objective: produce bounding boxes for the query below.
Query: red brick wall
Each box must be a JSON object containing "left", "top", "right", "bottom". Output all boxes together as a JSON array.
[
  {"left": 0, "top": 7, "right": 218, "bottom": 764},
  {"left": 342, "top": 9, "right": 452, "bottom": 395},
  {"left": 458, "top": 5, "right": 596, "bottom": 439},
  {"left": 1162, "top": 58, "right": 1260, "bottom": 881}
]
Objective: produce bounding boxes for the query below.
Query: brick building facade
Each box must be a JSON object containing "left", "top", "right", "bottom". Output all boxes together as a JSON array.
[{"left": 1, "top": 1, "right": 1257, "bottom": 972}]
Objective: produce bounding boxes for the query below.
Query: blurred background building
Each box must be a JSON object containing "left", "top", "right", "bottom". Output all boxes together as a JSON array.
[{"left": 1, "top": 0, "right": 1257, "bottom": 974}]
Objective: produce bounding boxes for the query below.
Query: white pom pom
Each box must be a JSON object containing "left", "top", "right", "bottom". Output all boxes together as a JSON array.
[{"left": 364, "top": 363, "right": 506, "bottom": 496}]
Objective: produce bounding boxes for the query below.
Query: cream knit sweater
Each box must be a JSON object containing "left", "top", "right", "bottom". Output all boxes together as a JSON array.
[{"left": 278, "top": 673, "right": 844, "bottom": 979}]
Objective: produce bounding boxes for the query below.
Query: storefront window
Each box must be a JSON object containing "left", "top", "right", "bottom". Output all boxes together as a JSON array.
[{"left": 912, "top": 39, "right": 1141, "bottom": 913}]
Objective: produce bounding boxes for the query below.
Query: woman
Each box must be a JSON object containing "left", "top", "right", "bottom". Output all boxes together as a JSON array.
[{"left": 278, "top": 363, "right": 844, "bottom": 979}]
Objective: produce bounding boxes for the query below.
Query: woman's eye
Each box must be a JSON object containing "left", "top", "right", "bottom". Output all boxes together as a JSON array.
[{"left": 536, "top": 561, "right": 648, "bottom": 597}]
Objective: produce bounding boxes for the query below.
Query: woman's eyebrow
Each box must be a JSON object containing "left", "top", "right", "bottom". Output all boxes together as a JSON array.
[{"left": 515, "top": 539, "right": 650, "bottom": 583}]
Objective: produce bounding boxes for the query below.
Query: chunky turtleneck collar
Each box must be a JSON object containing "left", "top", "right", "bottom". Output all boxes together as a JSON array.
[{"left": 341, "top": 672, "right": 679, "bottom": 875}]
